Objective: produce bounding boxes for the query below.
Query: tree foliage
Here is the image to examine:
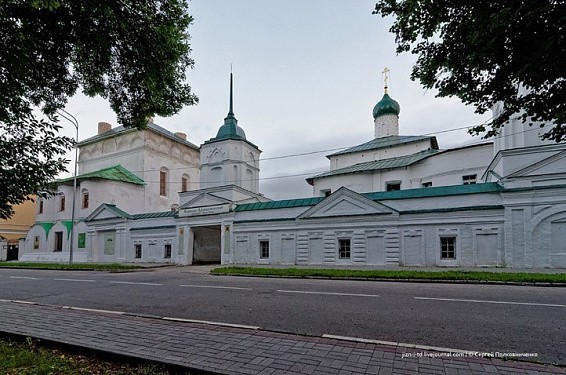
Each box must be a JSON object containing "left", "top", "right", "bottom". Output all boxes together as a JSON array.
[
  {"left": 373, "top": 0, "right": 566, "bottom": 141},
  {"left": 0, "top": 0, "right": 198, "bottom": 219}
]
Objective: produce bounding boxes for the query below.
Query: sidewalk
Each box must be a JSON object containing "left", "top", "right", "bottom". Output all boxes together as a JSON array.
[{"left": 0, "top": 300, "right": 563, "bottom": 375}]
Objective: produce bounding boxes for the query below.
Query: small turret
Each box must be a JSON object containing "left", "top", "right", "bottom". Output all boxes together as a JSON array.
[{"left": 374, "top": 67, "right": 400, "bottom": 138}]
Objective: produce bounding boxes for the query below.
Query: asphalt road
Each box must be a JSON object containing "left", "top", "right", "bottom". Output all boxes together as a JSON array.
[{"left": 0, "top": 267, "right": 564, "bottom": 364}]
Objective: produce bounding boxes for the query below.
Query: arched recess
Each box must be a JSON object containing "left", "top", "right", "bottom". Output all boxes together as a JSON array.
[
  {"left": 210, "top": 166, "right": 224, "bottom": 186},
  {"left": 181, "top": 174, "right": 190, "bottom": 192},
  {"left": 208, "top": 147, "right": 225, "bottom": 164},
  {"left": 529, "top": 204, "right": 566, "bottom": 268},
  {"left": 244, "top": 169, "right": 254, "bottom": 191}
]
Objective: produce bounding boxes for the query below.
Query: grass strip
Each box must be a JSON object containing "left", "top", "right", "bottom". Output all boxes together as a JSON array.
[
  {"left": 211, "top": 267, "right": 566, "bottom": 284},
  {"left": 0, "top": 262, "right": 142, "bottom": 270},
  {"left": 0, "top": 337, "right": 178, "bottom": 374}
]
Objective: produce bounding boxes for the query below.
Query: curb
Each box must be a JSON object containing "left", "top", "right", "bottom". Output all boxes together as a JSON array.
[{"left": 211, "top": 273, "right": 566, "bottom": 287}]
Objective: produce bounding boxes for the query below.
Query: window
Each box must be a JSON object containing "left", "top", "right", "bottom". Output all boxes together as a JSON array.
[
  {"left": 38, "top": 199, "right": 43, "bottom": 214},
  {"left": 164, "top": 244, "right": 172, "bottom": 258},
  {"left": 78, "top": 233, "right": 86, "bottom": 248},
  {"left": 440, "top": 237, "right": 456, "bottom": 259},
  {"left": 54, "top": 231, "right": 63, "bottom": 252},
  {"left": 462, "top": 174, "right": 477, "bottom": 185},
  {"left": 338, "top": 238, "right": 351, "bottom": 259},
  {"left": 422, "top": 182, "right": 432, "bottom": 188},
  {"left": 181, "top": 175, "right": 189, "bottom": 192},
  {"left": 134, "top": 244, "right": 142, "bottom": 259},
  {"left": 259, "top": 240, "right": 270, "bottom": 259},
  {"left": 386, "top": 182, "right": 401, "bottom": 191},
  {"left": 33, "top": 236, "right": 40, "bottom": 250},
  {"left": 82, "top": 191, "right": 89, "bottom": 209},
  {"left": 159, "top": 171, "right": 167, "bottom": 196},
  {"left": 59, "top": 195, "right": 66, "bottom": 212}
]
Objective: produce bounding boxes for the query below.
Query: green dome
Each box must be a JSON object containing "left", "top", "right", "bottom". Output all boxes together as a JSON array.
[
  {"left": 373, "top": 93, "right": 400, "bottom": 119},
  {"left": 214, "top": 116, "right": 246, "bottom": 140}
]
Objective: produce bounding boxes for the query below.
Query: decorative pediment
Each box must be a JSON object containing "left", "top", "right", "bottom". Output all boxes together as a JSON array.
[
  {"left": 85, "top": 204, "right": 131, "bottom": 222},
  {"left": 506, "top": 150, "right": 566, "bottom": 179},
  {"left": 179, "top": 193, "right": 232, "bottom": 210},
  {"left": 298, "top": 187, "right": 396, "bottom": 219}
]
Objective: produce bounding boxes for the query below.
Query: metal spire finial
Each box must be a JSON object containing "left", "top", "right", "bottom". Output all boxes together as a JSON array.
[
  {"left": 383, "top": 67, "right": 390, "bottom": 94},
  {"left": 228, "top": 69, "right": 234, "bottom": 116}
]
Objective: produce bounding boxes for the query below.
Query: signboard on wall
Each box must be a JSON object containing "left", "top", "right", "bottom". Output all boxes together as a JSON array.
[{"left": 178, "top": 204, "right": 230, "bottom": 217}]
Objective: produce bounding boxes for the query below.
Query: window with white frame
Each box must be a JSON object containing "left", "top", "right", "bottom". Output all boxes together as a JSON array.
[
  {"left": 134, "top": 244, "right": 142, "bottom": 259},
  {"left": 338, "top": 238, "right": 351, "bottom": 259},
  {"left": 259, "top": 240, "right": 270, "bottom": 259},
  {"left": 462, "top": 174, "right": 477, "bottom": 185},
  {"left": 440, "top": 237, "right": 456, "bottom": 259},
  {"left": 164, "top": 244, "right": 172, "bottom": 258}
]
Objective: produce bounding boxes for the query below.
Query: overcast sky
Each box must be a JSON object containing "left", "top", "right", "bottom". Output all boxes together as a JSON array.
[{"left": 60, "top": 0, "right": 491, "bottom": 200}]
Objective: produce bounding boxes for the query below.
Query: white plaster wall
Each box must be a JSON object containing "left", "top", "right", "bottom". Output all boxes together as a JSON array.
[
  {"left": 409, "top": 144, "right": 493, "bottom": 187},
  {"left": 142, "top": 131, "right": 200, "bottom": 212},
  {"left": 493, "top": 94, "right": 554, "bottom": 155},
  {"left": 374, "top": 114, "right": 399, "bottom": 138},
  {"left": 0, "top": 238, "right": 7, "bottom": 261},
  {"left": 78, "top": 128, "right": 200, "bottom": 214},
  {"left": 78, "top": 131, "right": 145, "bottom": 175},
  {"left": 200, "top": 140, "right": 260, "bottom": 193}
]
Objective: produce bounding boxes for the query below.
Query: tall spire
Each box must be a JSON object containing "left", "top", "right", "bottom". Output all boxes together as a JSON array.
[{"left": 228, "top": 69, "right": 234, "bottom": 116}]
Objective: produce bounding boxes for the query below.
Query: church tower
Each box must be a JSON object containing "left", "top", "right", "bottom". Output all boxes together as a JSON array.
[
  {"left": 373, "top": 67, "right": 401, "bottom": 138},
  {"left": 199, "top": 73, "right": 261, "bottom": 193}
]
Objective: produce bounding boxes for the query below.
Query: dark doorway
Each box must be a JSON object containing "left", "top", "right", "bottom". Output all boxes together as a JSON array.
[
  {"left": 7, "top": 244, "right": 18, "bottom": 261},
  {"left": 192, "top": 225, "right": 221, "bottom": 264}
]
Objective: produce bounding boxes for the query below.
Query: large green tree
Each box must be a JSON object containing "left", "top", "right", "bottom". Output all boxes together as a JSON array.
[
  {"left": 374, "top": 0, "right": 565, "bottom": 141},
  {"left": 0, "top": 0, "right": 198, "bottom": 219}
]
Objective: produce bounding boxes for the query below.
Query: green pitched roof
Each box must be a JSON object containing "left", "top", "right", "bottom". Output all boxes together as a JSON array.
[
  {"left": 328, "top": 135, "right": 439, "bottom": 157},
  {"left": 58, "top": 165, "right": 145, "bottom": 186},
  {"left": 362, "top": 182, "right": 503, "bottom": 201},
  {"left": 235, "top": 183, "right": 503, "bottom": 213},
  {"left": 309, "top": 149, "right": 439, "bottom": 182},
  {"left": 235, "top": 197, "right": 324, "bottom": 212},
  {"left": 130, "top": 211, "right": 177, "bottom": 220}
]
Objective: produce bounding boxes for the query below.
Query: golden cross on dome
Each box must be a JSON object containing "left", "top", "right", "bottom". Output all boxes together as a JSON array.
[{"left": 383, "top": 67, "right": 390, "bottom": 94}]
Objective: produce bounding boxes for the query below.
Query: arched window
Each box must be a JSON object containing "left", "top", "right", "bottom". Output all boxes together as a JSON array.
[
  {"left": 159, "top": 167, "right": 169, "bottom": 196},
  {"left": 59, "top": 194, "right": 66, "bottom": 212},
  {"left": 81, "top": 189, "right": 89, "bottom": 209},
  {"left": 181, "top": 174, "right": 190, "bottom": 192}
]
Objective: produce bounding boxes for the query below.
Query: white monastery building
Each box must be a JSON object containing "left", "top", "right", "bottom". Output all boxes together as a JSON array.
[{"left": 20, "top": 73, "right": 566, "bottom": 268}]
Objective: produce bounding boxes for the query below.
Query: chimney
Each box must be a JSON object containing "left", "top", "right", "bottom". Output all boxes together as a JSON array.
[
  {"left": 175, "top": 132, "right": 187, "bottom": 140},
  {"left": 98, "top": 122, "right": 112, "bottom": 134}
]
